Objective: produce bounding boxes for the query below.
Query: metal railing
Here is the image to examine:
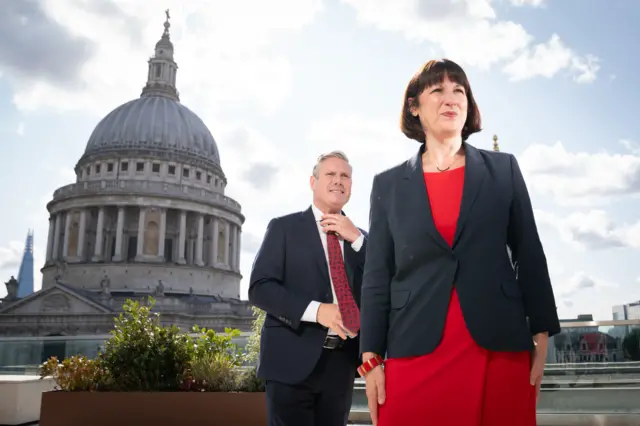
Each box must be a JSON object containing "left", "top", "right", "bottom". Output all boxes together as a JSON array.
[{"left": 1, "top": 319, "right": 639, "bottom": 423}]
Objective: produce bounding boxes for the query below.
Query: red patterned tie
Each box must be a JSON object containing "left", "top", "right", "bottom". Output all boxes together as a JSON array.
[{"left": 326, "top": 232, "right": 360, "bottom": 334}]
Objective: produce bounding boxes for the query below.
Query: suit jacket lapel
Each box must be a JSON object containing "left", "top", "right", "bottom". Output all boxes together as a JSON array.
[
  {"left": 403, "top": 145, "right": 451, "bottom": 251},
  {"left": 343, "top": 243, "right": 357, "bottom": 292},
  {"left": 300, "top": 208, "right": 330, "bottom": 284},
  {"left": 453, "top": 142, "right": 485, "bottom": 247}
]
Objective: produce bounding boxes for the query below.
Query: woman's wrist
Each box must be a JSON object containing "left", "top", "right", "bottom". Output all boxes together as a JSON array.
[
  {"left": 362, "top": 352, "right": 378, "bottom": 362},
  {"left": 534, "top": 332, "right": 549, "bottom": 349},
  {"left": 358, "top": 353, "right": 384, "bottom": 377}
]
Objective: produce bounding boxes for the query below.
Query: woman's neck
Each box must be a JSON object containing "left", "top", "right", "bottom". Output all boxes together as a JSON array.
[{"left": 424, "top": 134, "right": 463, "bottom": 164}]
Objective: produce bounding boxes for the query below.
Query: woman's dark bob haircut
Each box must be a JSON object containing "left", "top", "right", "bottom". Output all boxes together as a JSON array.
[{"left": 400, "top": 59, "right": 482, "bottom": 143}]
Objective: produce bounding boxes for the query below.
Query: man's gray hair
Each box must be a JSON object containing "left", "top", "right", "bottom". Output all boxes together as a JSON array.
[{"left": 312, "top": 150, "right": 350, "bottom": 178}]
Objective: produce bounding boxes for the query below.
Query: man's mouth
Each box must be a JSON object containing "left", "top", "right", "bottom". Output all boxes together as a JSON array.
[{"left": 330, "top": 189, "right": 344, "bottom": 194}]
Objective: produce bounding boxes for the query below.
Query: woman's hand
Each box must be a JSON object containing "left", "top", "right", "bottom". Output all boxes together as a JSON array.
[
  {"left": 363, "top": 353, "right": 386, "bottom": 425},
  {"left": 530, "top": 332, "right": 548, "bottom": 402}
]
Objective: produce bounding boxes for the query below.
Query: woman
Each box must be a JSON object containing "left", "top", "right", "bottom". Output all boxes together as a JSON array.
[{"left": 358, "top": 59, "right": 561, "bottom": 425}]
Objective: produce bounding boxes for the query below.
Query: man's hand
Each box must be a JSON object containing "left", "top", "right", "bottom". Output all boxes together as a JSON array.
[
  {"left": 320, "top": 214, "right": 361, "bottom": 243},
  {"left": 316, "top": 303, "right": 354, "bottom": 339}
]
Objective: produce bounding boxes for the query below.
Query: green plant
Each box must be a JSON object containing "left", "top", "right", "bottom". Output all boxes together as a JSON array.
[
  {"left": 192, "top": 325, "right": 245, "bottom": 366},
  {"left": 39, "top": 355, "right": 107, "bottom": 391},
  {"left": 186, "top": 307, "right": 265, "bottom": 392},
  {"left": 188, "top": 352, "right": 239, "bottom": 392},
  {"left": 39, "top": 296, "right": 267, "bottom": 393},
  {"left": 98, "top": 297, "right": 193, "bottom": 391},
  {"left": 236, "top": 365, "right": 266, "bottom": 392},
  {"left": 245, "top": 306, "right": 265, "bottom": 364}
]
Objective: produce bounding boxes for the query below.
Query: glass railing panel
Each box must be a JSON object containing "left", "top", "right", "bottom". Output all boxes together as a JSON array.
[
  {"left": 0, "top": 332, "right": 252, "bottom": 374},
  {"left": 546, "top": 320, "right": 640, "bottom": 377}
]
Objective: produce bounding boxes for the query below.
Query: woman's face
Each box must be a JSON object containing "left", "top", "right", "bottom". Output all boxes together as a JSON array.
[{"left": 411, "top": 75, "right": 468, "bottom": 140}]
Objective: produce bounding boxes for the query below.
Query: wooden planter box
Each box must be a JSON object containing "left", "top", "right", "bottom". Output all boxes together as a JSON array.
[{"left": 40, "top": 390, "right": 267, "bottom": 426}]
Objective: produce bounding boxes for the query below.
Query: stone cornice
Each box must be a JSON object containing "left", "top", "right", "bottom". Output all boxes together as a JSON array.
[
  {"left": 75, "top": 148, "right": 226, "bottom": 180},
  {"left": 46, "top": 181, "right": 244, "bottom": 222}
]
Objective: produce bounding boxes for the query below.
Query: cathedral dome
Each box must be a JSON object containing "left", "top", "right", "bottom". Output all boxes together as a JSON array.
[
  {"left": 82, "top": 96, "right": 220, "bottom": 168},
  {"left": 77, "top": 12, "right": 220, "bottom": 171}
]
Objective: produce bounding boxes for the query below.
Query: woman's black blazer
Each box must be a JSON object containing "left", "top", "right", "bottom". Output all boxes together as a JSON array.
[{"left": 359, "top": 142, "right": 561, "bottom": 359}]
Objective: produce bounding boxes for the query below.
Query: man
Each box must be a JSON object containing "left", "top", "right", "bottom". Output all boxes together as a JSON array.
[{"left": 249, "top": 151, "right": 368, "bottom": 426}]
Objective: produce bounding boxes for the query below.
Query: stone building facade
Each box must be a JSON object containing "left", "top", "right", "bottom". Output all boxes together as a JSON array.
[{"left": 0, "top": 13, "right": 254, "bottom": 337}]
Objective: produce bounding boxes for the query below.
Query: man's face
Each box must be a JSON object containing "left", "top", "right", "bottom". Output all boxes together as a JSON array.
[{"left": 310, "top": 157, "right": 352, "bottom": 213}]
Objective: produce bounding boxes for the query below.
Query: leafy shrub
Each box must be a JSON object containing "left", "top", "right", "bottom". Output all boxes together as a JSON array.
[
  {"left": 39, "top": 296, "right": 266, "bottom": 393},
  {"left": 40, "top": 355, "right": 107, "bottom": 391},
  {"left": 187, "top": 352, "right": 239, "bottom": 392},
  {"left": 191, "top": 325, "right": 245, "bottom": 366},
  {"left": 236, "top": 365, "right": 265, "bottom": 392},
  {"left": 97, "top": 297, "right": 193, "bottom": 391},
  {"left": 245, "top": 306, "right": 265, "bottom": 365}
]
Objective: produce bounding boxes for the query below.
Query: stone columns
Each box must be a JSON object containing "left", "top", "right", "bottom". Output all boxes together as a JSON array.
[
  {"left": 62, "top": 212, "right": 72, "bottom": 258},
  {"left": 223, "top": 221, "right": 230, "bottom": 266},
  {"left": 77, "top": 209, "right": 87, "bottom": 259},
  {"left": 158, "top": 208, "right": 167, "bottom": 259},
  {"left": 230, "top": 224, "right": 238, "bottom": 270},
  {"left": 112, "top": 206, "right": 125, "bottom": 262},
  {"left": 52, "top": 214, "right": 62, "bottom": 261},
  {"left": 46, "top": 215, "right": 55, "bottom": 262},
  {"left": 195, "top": 214, "right": 204, "bottom": 266},
  {"left": 136, "top": 207, "right": 146, "bottom": 260},
  {"left": 236, "top": 226, "right": 242, "bottom": 271},
  {"left": 92, "top": 207, "right": 105, "bottom": 261},
  {"left": 177, "top": 210, "right": 187, "bottom": 264},
  {"left": 210, "top": 217, "right": 219, "bottom": 266}
]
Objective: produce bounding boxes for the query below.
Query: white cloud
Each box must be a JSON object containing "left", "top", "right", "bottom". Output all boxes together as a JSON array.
[
  {"left": 554, "top": 271, "right": 616, "bottom": 313},
  {"left": 535, "top": 209, "right": 640, "bottom": 250},
  {"left": 519, "top": 141, "right": 640, "bottom": 205},
  {"left": 559, "top": 271, "right": 615, "bottom": 298},
  {"left": 0, "top": 239, "right": 44, "bottom": 299},
  {"left": 620, "top": 139, "right": 640, "bottom": 155},
  {"left": 503, "top": 35, "right": 600, "bottom": 83},
  {"left": 341, "top": 0, "right": 598, "bottom": 82},
  {"left": 509, "top": 0, "right": 546, "bottom": 7},
  {"left": 0, "top": 241, "right": 23, "bottom": 272},
  {"left": 9, "top": 0, "right": 323, "bottom": 117},
  {"left": 16, "top": 122, "right": 25, "bottom": 137}
]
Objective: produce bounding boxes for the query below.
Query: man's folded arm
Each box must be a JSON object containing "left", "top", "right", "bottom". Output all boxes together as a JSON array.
[{"left": 248, "top": 218, "right": 313, "bottom": 329}]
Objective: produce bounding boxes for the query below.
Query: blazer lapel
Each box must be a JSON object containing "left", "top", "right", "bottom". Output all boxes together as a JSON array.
[
  {"left": 403, "top": 145, "right": 451, "bottom": 252},
  {"left": 453, "top": 142, "right": 486, "bottom": 247},
  {"left": 299, "top": 207, "right": 330, "bottom": 284}
]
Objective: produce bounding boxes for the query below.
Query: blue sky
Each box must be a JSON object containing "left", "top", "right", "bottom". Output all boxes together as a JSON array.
[{"left": 0, "top": 0, "right": 638, "bottom": 321}]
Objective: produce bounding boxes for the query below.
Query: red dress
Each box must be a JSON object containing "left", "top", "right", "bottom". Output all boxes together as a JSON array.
[{"left": 377, "top": 167, "right": 536, "bottom": 426}]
